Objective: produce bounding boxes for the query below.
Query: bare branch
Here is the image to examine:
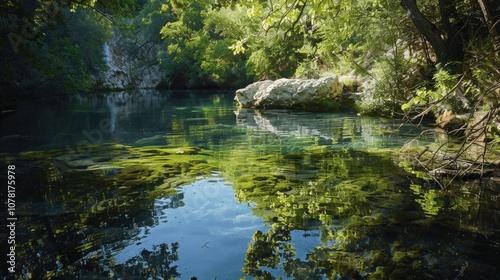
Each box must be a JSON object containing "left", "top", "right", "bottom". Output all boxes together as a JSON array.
[{"left": 284, "top": 0, "right": 307, "bottom": 38}]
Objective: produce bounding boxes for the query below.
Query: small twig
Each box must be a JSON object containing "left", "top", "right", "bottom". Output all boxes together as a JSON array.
[{"left": 454, "top": 261, "right": 468, "bottom": 280}]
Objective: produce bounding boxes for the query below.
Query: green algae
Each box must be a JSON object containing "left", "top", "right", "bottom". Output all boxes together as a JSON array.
[
  {"left": 15, "top": 143, "right": 219, "bottom": 211},
  {"left": 7, "top": 124, "right": 499, "bottom": 280},
  {"left": 6, "top": 142, "right": 223, "bottom": 280},
  {"left": 6, "top": 93, "right": 500, "bottom": 279},
  {"left": 218, "top": 141, "right": 486, "bottom": 279}
]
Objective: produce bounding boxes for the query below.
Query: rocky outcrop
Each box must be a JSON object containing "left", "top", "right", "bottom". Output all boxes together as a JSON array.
[
  {"left": 234, "top": 75, "right": 346, "bottom": 111},
  {"left": 96, "top": 32, "right": 167, "bottom": 90}
]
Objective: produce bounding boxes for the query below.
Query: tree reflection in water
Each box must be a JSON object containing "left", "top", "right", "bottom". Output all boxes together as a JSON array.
[
  {"left": 1, "top": 92, "right": 498, "bottom": 279},
  {"left": 113, "top": 242, "right": 180, "bottom": 279}
]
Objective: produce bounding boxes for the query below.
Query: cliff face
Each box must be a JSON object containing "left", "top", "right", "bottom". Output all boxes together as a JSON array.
[{"left": 95, "top": 32, "right": 167, "bottom": 90}]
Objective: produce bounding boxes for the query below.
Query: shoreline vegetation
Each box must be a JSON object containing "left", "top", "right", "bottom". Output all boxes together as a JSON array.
[{"left": 1, "top": 0, "right": 499, "bottom": 181}]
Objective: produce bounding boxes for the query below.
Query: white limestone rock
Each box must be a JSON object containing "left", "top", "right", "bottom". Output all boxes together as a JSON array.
[{"left": 235, "top": 75, "right": 343, "bottom": 110}]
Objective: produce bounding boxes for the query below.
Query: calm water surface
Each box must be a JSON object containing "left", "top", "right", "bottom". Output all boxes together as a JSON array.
[{"left": 0, "top": 90, "right": 498, "bottom": 279}]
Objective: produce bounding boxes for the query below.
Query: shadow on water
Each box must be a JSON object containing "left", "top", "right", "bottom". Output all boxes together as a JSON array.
[{"left": 0, "top": 90, "right": 498, "bottom": 279}]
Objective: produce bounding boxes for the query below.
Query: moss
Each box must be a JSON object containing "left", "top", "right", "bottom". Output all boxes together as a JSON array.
[
  {"left": 391, "top": 240, "right": 404, "bottom": 251},
  {"left": 148, "top": 181, "right": 185, "bottom": 198},
  {"left": 20, "top": 149, "right": 64, "bottom": 160},
  {"left": 115, "top": 165, "right": 156, "bottom": 187},
  {"left": 361, "top": 213, "right": 387, "bottom": 226},
  {"left": 371, "top": 250, "right": 390, "bottom": 267},
  {"left": 235, "top": 174, "right": 276, "bottom": 189},
  {"left": 369, "top": 266, "right": 388, "bottom": 279},
  {"left": 274, "top": 181, "right": 293, "bottom": 192},
  {"left": 16, "top": 143, "right": 219, "bottom": 204},
  {"left": 234, "top": 173, "right": 298, "bottom": 198},
  {"left": 14, "top": 130, "right": 472, "bottom": 278},
  {"left": 186, "top": 162, "right": 213, "bottom": 176}
]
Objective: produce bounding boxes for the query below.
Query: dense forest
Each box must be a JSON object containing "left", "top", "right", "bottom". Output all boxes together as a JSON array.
[{"left": 1, "top": 0, "right": 499, "bottom": 178}]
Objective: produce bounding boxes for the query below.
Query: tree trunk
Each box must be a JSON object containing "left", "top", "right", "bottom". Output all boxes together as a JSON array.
[
  {"left": 400, "top": 0, "right": 449, "bottom": 63},
  {"left": 438, "top": 0, "right": 465, "bottom": 62},
  {"left": 477, "top": 0, "right": 498, "bottom": 37}
]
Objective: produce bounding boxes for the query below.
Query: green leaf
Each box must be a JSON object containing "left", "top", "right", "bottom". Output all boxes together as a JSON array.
[{"left": 401, "top": 102, "right": 412, "bottom": 111}]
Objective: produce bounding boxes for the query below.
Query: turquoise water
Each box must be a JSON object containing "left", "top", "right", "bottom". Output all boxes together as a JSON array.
[{"left": 0, "top": 90, "right": 498, "bottom": 279}]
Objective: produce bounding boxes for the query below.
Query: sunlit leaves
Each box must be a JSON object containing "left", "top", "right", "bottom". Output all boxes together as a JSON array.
[
  {"left": 169, "top": 0, "right": 189, "bottom": 11},
  {"left": 201, "top": 38, "right": 244, "bottom": 82},
  {"left": 229, "top": 39, "right": 246, "bottom": 54},
  {"left": 401, "top": 67, "right": 460, "bottom": 112},
  {"left": 401, "top": 88, "right": 430, "bottom": 112},
  {"left": 156, "top": 2, "right": 261, "bottom": 87},
  {"left": 161, "top": 21, "right": 192, "bottom": 40},
  {"left": 157, "top": 0, "right": 329, "bottom": 83},
  {"left": 246, "top": 4, "right": 263, "bottom": 18}
]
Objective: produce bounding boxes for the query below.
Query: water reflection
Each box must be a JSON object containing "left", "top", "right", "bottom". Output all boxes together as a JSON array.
[
  {"left": 234, "top": 108, "right": 430, "bottom": 149},
  {"left": 0, "top": 90, "right": 498, "bottom": 279},
  {"left": 113, "top": 242, "right": 181, "bottom": 279},
  {"left": 113, "top": 175, "right": 269, "bottom": 279},
  {"left": 0, "top": 90, "right": 236, "bottom": 153}
]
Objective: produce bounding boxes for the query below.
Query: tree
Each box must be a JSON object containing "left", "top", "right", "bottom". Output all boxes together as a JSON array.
[
  {"left": 401, "top": 0, "right": 500, "bottom": 65},
  {"left": 400, "top": 0, "right": 450, "bottom": 63},
  {"left": 0, "top": 0, "right": 136, "bottom": 94}
]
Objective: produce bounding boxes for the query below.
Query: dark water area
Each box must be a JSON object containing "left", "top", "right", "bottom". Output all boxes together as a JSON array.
[
  {"left": 0, "top": 90, "right": 234, "bottom": 153},
  {"left": 0, "top": 90, "right": 499, "bottom": 279}
]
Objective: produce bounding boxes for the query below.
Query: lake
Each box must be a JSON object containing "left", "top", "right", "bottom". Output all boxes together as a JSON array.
[{"left": 0, "top": 90, "right": 499, "bottom": 279}]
